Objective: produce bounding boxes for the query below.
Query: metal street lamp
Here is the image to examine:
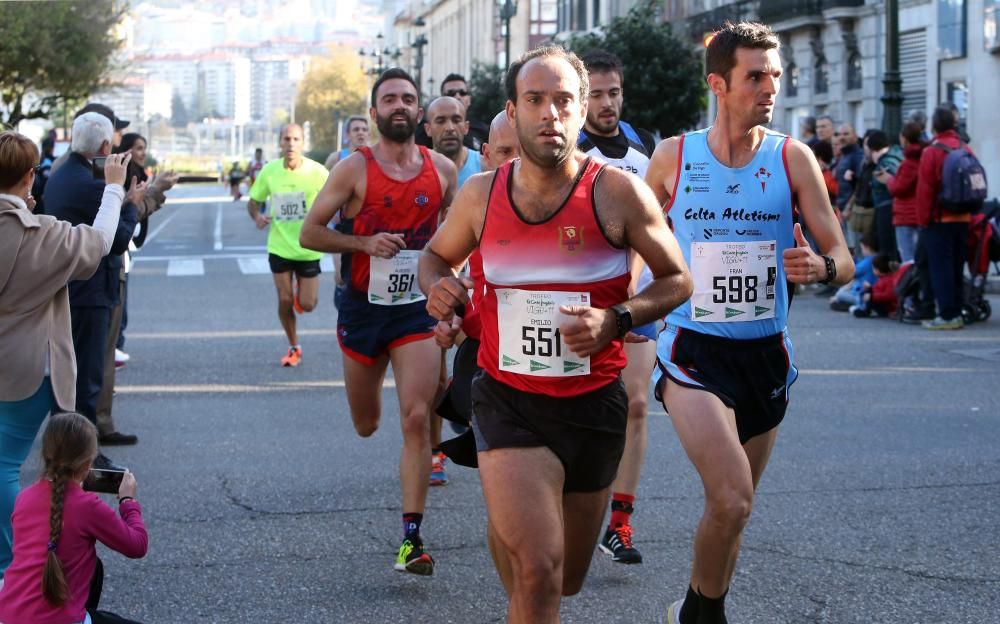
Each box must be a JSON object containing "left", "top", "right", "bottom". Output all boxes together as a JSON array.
[
  {"left": 881, "top": 0, "right": 903, "bottom": 142},
  {"left": 412, "top": 17, "right": 428, "bottom": 98},
  {"left": 499, "top": 0, "right": 518, "bottom": 69}
]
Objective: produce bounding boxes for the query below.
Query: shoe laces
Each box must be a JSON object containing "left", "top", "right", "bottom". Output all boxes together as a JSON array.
[{"left": 613, "top": 524, "right": 634, "bottom": 548}]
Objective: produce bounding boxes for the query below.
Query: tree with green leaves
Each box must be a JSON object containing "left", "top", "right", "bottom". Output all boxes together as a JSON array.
[
  {"left": 564, "top": 0, "right": 705, "bottom": 137},
  {"left": 0, "top": 0, "right": 125, "bottom": 128},
  {"left": 466, "top": 62, "right": 508, "bottom": 123},
  {"left": 295, "top": 47, "right": 368, "bottom": 152}
]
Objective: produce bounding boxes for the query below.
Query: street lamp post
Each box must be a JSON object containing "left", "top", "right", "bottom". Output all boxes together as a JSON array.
[
  {"left": 412, "top": 17, "right": 428, "bottom": 97},
  {"left": 881, "top": 0, "right": 903, "bottom": 143},
  {"left": 499, "top": 0, "right": 517, "bottom": 69}
]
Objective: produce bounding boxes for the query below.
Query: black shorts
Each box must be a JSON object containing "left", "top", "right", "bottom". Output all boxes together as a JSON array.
[
  {"left": 470, "top": 372, "right": 628, "bottom": 493},
  {"left": 268, "top": 253, "right": 321, "bottom": 278},
  {"left": 654, "top": 326, "right": 798, "bottom": 444},
  {"left": 436, "top": 338, "right": 481, "bottom": 426}
]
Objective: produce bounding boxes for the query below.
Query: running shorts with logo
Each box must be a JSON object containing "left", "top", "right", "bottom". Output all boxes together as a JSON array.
[
  {"left": 472, "top": 372, "right": 627, "bottom": 492},
  {"left": 336, "top": 145, "right": 443, "bottom": 364},
  {"left": 268, "top": 253, "right": 320, "bottom": 278},
  {"left": 336, "top": 287, "right": 436, "bottom": 365},
  {"left": 654, "top": 127, "right": 799, "bottom": 442},
  {"left": 655, "top": 325, "right": 797, "bottom": 444},
  {"left": 473, "top": 158, "right": 631, "bottom": 488}
]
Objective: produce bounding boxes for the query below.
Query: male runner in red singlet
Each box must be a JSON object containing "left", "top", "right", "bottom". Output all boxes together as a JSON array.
[
  {"left": 301, "top": 68, "right": 457, "bottom": 576},
  {"left": 419, "top": 46, "right": 692, "bottom": 622}
]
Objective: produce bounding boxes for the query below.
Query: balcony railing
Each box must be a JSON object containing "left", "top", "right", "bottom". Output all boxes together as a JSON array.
[{"left": 758, "top": 0, "right": 864, "bottom": 24}]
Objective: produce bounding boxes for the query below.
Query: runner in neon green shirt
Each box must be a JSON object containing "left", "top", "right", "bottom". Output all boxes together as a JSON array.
[{"left": 246, "top": 124, "right": 329, "bottom": 367}]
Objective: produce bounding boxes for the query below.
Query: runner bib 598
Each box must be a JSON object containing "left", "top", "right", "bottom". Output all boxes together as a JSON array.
[{"left": 690, "top": 240, "right": 777, "bottom": 322}]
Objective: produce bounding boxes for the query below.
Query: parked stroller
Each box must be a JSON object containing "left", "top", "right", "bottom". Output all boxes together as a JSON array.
[{"left": 962, "top": 198, "right": 1000, "bottom": 323}]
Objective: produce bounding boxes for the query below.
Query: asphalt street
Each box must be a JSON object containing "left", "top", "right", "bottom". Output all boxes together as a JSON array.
[{"left": 26, "top": 183, "right": 999, "bottom": 623}]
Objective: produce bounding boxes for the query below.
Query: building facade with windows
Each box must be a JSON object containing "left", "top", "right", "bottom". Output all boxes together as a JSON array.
[{"left": 553, "top": 0, "right": 999, "bottom": 186}]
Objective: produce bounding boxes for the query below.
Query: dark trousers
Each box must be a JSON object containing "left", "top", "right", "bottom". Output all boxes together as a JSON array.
[
  {"left": 922, "top": 222, "right": 969, "bottom": 320},
  {"left": 87, "top": 557, "right": 142, "bottom": 623},
  {"left": 876, "top": 203, "right": 897, "bottom": 261},
  {"left": 70, "top": 306, "right": 111, "bottom": 426},
  {"left": 116, "top": 275, "right": 128, "bottom": 350}
]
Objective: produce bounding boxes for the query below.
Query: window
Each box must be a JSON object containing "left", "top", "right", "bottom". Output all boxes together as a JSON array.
[
  {"left": 938, "top": 0, "right": 967, "bottom": 59},
  {"left": 846, "top": 52, "right": 862, "bottom": 90},
  {"left": 575, "top": 0, "right": 587, "bottom": 30},
  {"left": 786, "top": 63, "right": 799, "bottom": 97},
  {"left": 814, "top": 58, "right": 828, "bottom": 94}
]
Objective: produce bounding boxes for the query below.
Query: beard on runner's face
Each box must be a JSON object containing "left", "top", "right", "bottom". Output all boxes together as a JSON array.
[
  {"left": 376, "top": 108, "right": 418, "bottom": 142},
  {"left": 589, "top": 105, "right": 619, "bottom": 134}
]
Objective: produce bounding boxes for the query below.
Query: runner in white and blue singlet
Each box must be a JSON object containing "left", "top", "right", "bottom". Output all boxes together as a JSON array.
[
  {"left": 645, "top": 23, "right": 853, "bottom": 624},
  {"left": 578, "top": 49, "right": 659, "bottom": 567}
]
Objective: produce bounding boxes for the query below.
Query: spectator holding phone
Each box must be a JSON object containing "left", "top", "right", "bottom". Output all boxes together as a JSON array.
[
  {"left": 0, "top": 413, "right": 147, "bottom": 624},
  {"left": 43, "top": 113, "right": 140, "bottom": 473},
  {"left": 0, "top": 131, "right": 132, "bottom": 576}
]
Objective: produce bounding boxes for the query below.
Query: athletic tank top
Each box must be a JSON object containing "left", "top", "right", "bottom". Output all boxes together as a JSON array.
[
  {"left": 478, "top": 158, "right": 630, "bottom": 397},
  {"left": 578, "top": 120, "right": 655, "bottom": 291},
  {"left": 577, "top": 121, "right": 650, "bottom": 178},
  {"left": 343, "top": 145, "right": 442, "bottom": 293},
  {"left": 667, "top": 127, "right": 794, "bottom": 339},
  {"left": 457, "top": 147, "right": 482, "bottom": 188}
]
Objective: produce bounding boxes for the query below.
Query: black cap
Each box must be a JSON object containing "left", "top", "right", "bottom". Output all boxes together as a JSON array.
[{"left": 74, "top": 102, "right": 130, "bottom": 130}]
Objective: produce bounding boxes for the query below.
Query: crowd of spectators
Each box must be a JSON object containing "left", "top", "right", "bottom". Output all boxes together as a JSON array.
[{"left": 803, "top": 104, "right": 991, "bottom": 329}]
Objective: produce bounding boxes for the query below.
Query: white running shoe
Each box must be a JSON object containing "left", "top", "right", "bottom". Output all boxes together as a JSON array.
[
  {"left": 115, "top": 348, "right": 130, "bottom": 363},
  {"left": 666, "top": 599, "right": 684, "bottom": 624}
]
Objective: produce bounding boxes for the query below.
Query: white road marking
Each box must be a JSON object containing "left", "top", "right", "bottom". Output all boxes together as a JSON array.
[
  {"left": 166, "top": 258, "right": 205, "bottom": 276},
  {"left": 140, "top": 209, "right": 182, "bottom": 247},
  {"left": 117, "top": 379, "right": 395, "bottom": 394},
  {"left": 238, "top": 256, "right": 271, "bottom": 275},
  {"left": 213, "top": 203, "right": 223, "bottom": 250}
]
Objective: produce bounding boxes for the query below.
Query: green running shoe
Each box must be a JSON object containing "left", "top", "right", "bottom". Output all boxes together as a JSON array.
[{"left": 394, "top": 536, "right": 435, "bottom": 575}]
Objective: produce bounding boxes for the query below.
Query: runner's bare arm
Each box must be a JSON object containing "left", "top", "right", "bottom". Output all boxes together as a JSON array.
[
  {"left": 300, "top": 153, "right": 405, "bottom": 258},
  {"left": 419, "top": 173, "right": 491, "bottom": 321},
  {"left": 645, "top": 136, "right": 682, "bottom": 209},
  {"left": 614, "top": 167, "right": 692, "bottom": 325},
  {"left": 430, "top": 151, "right": 459, "bottom": 220},
  {"left": 246, "top": 198, "right": 270, "bottom": 229},
  {"left": 783, "top": 139, "right": 854, "bottom": 286},
  {"left": 561, "top": 168, "right": 692, "bottom": 358}
]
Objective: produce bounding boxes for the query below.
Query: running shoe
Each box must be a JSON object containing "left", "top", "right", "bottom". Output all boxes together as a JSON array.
[
  {"left": 293, "top": 292, "right": 305, "bottom": 315},
  {"left": 114, "top": 348, "right": 130, "bottom": 369},
  {"left": 280, "top": 346, "right": 302, "bottom": 367},
  {"left": 665, "top": 599, "right": 684, "bottom": 624},
  {"left": 922, "top": 316, "right": 964, "bottom": 330},
  {"left": 394, "top": 536, "right": 434, "bottom": 575},
  {"left": 429, "top": 452, "right": 448, "bottom": 486},
  {"left": 598, "top": 524, "right": 642, "bottom": 564}
]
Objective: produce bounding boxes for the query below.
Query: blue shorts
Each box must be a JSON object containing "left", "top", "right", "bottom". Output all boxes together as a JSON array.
[
  {"left": 336, "top": 288, "right": 436, "bottom": 365},
  {"left": 631, "top": 321, "right": 658, "bottom": 341}
]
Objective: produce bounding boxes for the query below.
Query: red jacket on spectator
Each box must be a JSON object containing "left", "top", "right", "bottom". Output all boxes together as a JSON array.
[
  {"left": 916, "top": 129, "right": 972, "bottom": 227},
  {"left": 870, "top": 261, "right": 912, "bottom": 317},
  {"left": 887, "top": 142, "right": 923, "bottom": 226}
]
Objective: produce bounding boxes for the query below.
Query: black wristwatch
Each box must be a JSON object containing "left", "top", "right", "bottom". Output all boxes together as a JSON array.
[
  {"left": 818, "top": 255, "right": 837, "bottom": 284},
  {"left": 610, "top": 304, "right": 633, "bottom": 337}
]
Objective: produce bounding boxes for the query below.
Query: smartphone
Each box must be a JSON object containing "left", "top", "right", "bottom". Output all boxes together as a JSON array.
[
  {"left": 83, "top": 468, "right": 125, "bottom": 494},
  {"left": 91, "top": 156, "right": 107, "bottom": 180}
]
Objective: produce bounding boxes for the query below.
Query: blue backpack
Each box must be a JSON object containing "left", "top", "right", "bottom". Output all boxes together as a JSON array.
[{"left": 934, "top": 142, "right": 988, "bottom": 213}]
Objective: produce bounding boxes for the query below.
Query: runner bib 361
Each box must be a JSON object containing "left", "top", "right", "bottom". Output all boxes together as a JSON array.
[{"left": 368, "top": 250, "right": 426, "bottom": 305}]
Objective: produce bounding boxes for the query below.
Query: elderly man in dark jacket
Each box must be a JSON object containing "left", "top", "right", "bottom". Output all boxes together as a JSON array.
[{"left": 43, "top": 112, "right": 138, "bottom": 470}]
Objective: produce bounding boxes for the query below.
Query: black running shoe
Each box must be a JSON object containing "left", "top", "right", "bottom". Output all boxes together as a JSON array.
[{"left": 598, "top": 525, "right": 643, "bottom": 564}]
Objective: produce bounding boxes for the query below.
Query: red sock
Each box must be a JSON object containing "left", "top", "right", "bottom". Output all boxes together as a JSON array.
[{"left": 609, "top": 492, "right": 635, "bottom": 528}]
